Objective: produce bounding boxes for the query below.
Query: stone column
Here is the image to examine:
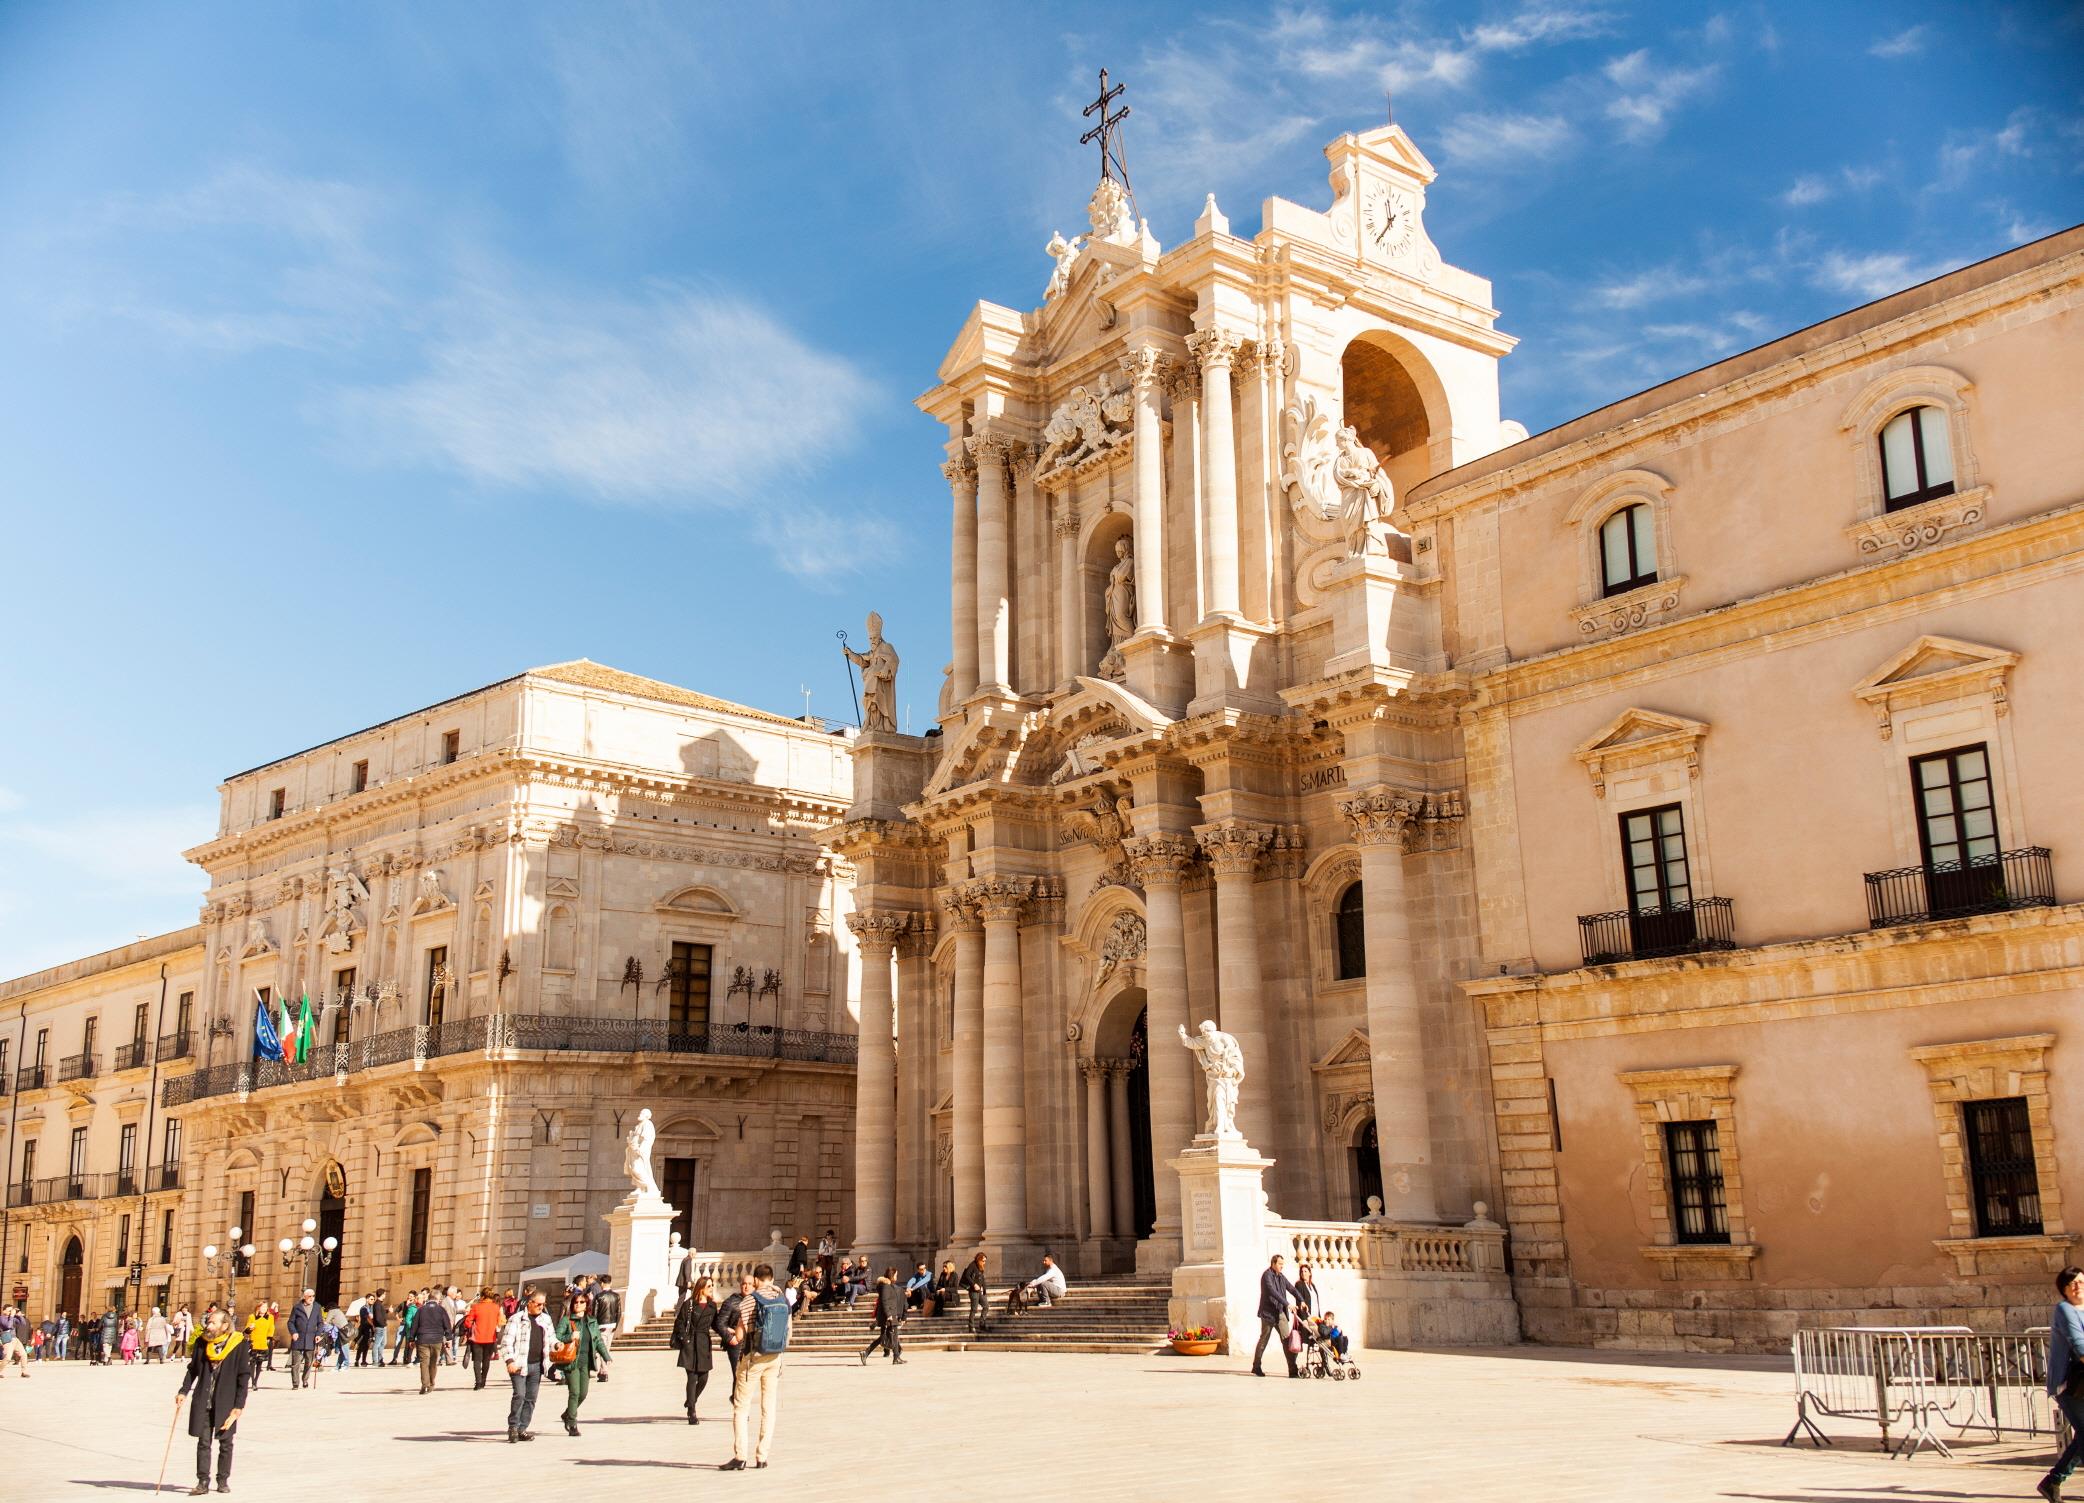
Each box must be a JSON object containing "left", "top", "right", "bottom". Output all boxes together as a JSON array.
[
  {"left": 1124, "top": 832, "right": 1197, "bottom": 1268},
  {"left": 940, "top": 890, "right": 986, "bottom": 1247},
  {"left": 1195, "top": 818, "right": 1275, "bottom": 1152},
  {"left": 895, "top": 923, "right": 935, "bottom": 1250},
  {"left": 1187, "top": 328, "right": 1244, "bottom": 620},
  {"left": 972, "top": 875, "right": 1033, "bottom": 1250},
  {"left": 1080, "top": 1057, "right": 1113, "bottom": 1240},
  {"left": 845, "top": 910, "right": 905, "bottom": 1259},
  {"left": 1121, "top": 347, "right": 1171, "bottom": 633},
  {"left": 1054, "top": 507, "right": 1082, "bottom": 683},
  {"left": 1338, "top": 786, "right": 1438, "bottom": 1223},
  {"left": 1107, "top": 1061, "right": 1135, "bottom": 1240},
  {"left": 971, "top": 436, "right": 1013, "bottom": 694},
  {"left": 944, "top": 458, "right": 978, "bottom": 702}
]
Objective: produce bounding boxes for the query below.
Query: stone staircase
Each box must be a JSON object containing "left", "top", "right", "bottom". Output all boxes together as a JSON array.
[{"left": 616, "top": 1273, "right": 1174, "bottom": 1357}]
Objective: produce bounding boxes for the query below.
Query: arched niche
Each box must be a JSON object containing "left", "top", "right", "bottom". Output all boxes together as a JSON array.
[
  {"left": 1339, "top": 329, "right": 1454, "bottom": 497},
  {"left": 1080, "top": 507, "right": 1136, "bottom": 679}
]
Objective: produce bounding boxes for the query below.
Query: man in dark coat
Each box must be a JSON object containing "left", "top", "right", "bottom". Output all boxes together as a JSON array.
[
  {"left": 176, "top": 1309, "right": 250, "bottom": 1496},
  {"left": 670, "top": 1284, "right": 717, "bottom": 1424},
  {"left": 1251, "top": 1253, "right": 1299, "bottom": 1379},
  {"left": 412, "top": 1292, "right": 452, "bottom": 1394},
  {"left": 285, "top": 1289, "right": 322, "bottom": 1390},
  {"left": 860, "top": 1269, "right": 908, "bottom": 1366},
  {"left": 367, "top": 1290, "right": 390, "bottom": 1366},
  {"left": 787, "top": 1237, "right": 812, "bottom": 1280}
]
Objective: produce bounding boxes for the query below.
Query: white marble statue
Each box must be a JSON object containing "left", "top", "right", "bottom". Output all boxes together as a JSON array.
[
  {"left": 625, "top": 1107, "right": 660, "bottom": 1200},
  {"left": 844, "top": 611, "right": 900, "bottom": 733},
  {"left": 1179, "top": 1019, "right": 1245, "bottom": 1138},
  {"left": 1045, "top": 229, "right": 1086, "bottom": 299},
  {"left": 1104, "top": 537, "right": 1136, "bottom": 643},
  {"left": 1333, "top": 425, "right": 1398, "bottom": 557}
]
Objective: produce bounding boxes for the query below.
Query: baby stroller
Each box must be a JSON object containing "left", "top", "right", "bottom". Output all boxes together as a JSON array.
[{"left": 1297, "top": 1316, "right": 1361, "bottom": 1381}]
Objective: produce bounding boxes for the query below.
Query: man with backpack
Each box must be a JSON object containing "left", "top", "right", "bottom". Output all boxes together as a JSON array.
[{"left": 724, "top": 1263, "right": 787, "bottom": 1472}]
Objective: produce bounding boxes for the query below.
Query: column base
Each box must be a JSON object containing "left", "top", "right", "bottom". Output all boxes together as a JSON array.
[
  {"left": 1118, "top": 628, "right": 1193, "bottom": 716},
  {"left": 1134, "top": 1228, "right": 1184, "bottom": 1276},
  {"left": 979, "top": 1233, "right": 1046, "bottom": 1277},
  {"left": 603, "top": 1194, "right": 680, "bottom": 1334},
  {"left": 1187, "top": 616, "right": 1281, "bottom": 715},
  {"left": 1320, "top": 552, "right": 1428, "bottom": 678}
]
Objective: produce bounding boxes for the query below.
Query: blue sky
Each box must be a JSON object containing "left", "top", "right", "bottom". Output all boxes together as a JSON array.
[{"left": 2, "top": 1, "right": 2079, "bottom": 977}]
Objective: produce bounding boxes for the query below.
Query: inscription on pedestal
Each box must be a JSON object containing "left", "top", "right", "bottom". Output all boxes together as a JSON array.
[{"left": 1189, "top": 1187, "right": 1217, "bottom": 1257}]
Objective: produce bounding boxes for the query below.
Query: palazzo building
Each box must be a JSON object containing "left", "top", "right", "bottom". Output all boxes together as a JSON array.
[
  {"left": 833, "top": 120, "right": 2083, "bottom": 1349},
  {"left": 3, "top": 660, "right": 865, "bottom": 1317}
]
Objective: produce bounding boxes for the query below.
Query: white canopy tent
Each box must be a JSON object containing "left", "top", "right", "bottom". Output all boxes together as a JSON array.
[{"left": 514, "top": 1249, "right": 611, "bottom": 1286}]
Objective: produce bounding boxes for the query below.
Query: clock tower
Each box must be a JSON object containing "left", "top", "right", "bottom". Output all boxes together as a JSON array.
[{"left": 1325, "top": 122, "right": 1442, "bottom": 274}]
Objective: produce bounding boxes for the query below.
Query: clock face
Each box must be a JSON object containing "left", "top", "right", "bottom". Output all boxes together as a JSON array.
[{"left": 1362, "top": 186, "right": 1417, "bottom": 258}]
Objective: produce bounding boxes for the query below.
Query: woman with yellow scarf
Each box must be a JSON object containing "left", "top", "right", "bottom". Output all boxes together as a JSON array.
[{"left": 176, "top": 1310, "right": 250, "bottom": 1496}]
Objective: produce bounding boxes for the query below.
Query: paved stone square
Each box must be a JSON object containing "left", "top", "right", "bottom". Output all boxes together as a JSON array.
[{"left": 0, "top": 1342, "right": 2060, "bottom": 1501}]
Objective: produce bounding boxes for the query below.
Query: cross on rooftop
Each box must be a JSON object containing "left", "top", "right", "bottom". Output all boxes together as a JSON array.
[{"left": 1080, "top": 68, "right": 1132, "bottom": 188}]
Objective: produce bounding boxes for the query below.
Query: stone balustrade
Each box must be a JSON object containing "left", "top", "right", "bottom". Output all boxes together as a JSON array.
[{"left": 1266, "top": 1209, "right": 1519, "bottom": 1348}]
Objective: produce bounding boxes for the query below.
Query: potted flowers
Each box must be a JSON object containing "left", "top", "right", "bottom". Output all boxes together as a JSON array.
[{"left": 1168, "top": 1324, "right": 1219, "bottom": 1356}]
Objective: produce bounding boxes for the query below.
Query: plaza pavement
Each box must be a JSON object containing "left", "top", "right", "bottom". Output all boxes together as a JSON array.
[{"left": 0, "top": 1340, "right": 2058, "bottom": 1501}]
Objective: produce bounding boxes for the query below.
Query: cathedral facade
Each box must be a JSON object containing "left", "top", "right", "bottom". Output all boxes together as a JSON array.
[{"left": 834, "top": 123, "right": 2084, "bottom": 1349}]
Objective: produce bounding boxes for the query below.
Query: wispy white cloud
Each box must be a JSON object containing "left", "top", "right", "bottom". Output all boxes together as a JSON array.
[
  {"left": 1438, "top": 112, "right": 1574, "bottom": 166},
  {"left": 0, "top": 801, "right": 215, "bottom": 977},
  {"left": 1781, "top": 174, "right": 1832, "bottom": 207},
  {"left": 1133, "top": 34, "right": 1320, "bottom": 203},
  {"left": 1778, "top": 163, "right": 1884, "bottom": 207},
  {"left": 333, "top": 283, "right": 878, "bottom": 514},
  {"left": 538, "top": 1, "right": 708, "bottom": 197},
  {"left": 1592, "top": 263, "right": 1709, "bottom": 308},
  {"left": 1869, "top": 25, "right": 1928, "bottom": 58},
  {"left": 1812, "top": 248, "right": 1964, "bottom": 299},
  {"left": 754, "top": 505, "right": 901, "bottom": 585},
  {"left": 1602, "top": 49, "right": 1719, "bottom": 143}
]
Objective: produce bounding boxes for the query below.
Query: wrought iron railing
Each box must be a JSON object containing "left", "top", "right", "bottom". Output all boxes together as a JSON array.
[
  {"left": 1864, "top": 847, "right": 2055, "bottom": 927},
  {"left": 21, "top": 1171, "right": 121, "bottom": 1205},
  {"left": 147, "top": 1164, "right": 183, "bottom": 1192},
  {"left": 156, "top": 1030, "right": 193, "bottom": 1062},
  {"left": 163, "top": 1010, "right": 859, "bottom": 1105},
  {"left": 14, "top": 1064, "right": 45, "bottom": 1093},
  {"left": 57, "top": 1052, "right": 98, "bottom": 1083},
  {"left": 1578, "top": 897, "right": 1736, "bottom": 965}
]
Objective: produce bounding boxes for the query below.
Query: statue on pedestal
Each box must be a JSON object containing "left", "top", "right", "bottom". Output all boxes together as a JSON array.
[
  {"left": 843, "top": 612, "right": 900, "bottom": 733},
  {"left": 1333, "top": 425, "right": 1398, "bottom": 558},
  {"left": 1179, "top": 1020, "right": 1245, "bottom": 1139},
  {"left": 1099, "top": 536, "right": 1135, "bottom": 682},
  {"left": 624, "top": 1107, "right": 660, "bottom": 1201}
]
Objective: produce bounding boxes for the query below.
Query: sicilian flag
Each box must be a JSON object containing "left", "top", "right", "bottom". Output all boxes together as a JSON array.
[
  {"left": 294, "top": 994, "right": 318, "bottom": 1064},
  {"left": 253, "top": 993, "right": 285, "bottom": 1062}
]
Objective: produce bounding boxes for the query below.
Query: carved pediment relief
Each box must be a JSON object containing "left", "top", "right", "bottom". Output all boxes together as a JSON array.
[
  {"left": 1853, "top": 635, "right": 2018, "bottom": 722},
  {"left": 656, "top": 885, "right": 740, "bottom": 919},
  {"left": 238, "top": 919, "right": 276, "bottom": 959},
  {"left": 1313, "top": 1029, "right": 1372, "bottom": 1073},
  {"left": 1572, "top": 709, "right": 1709, "bottom": 796},
  {"left": 473, "top": 879, "right": 497, "bottom": 902},
  {"left": 409, "top": 869, "right": 452, "bottom": 916},
  {"left": 546, "top": 875, "right": 580, "bottom": 899}
]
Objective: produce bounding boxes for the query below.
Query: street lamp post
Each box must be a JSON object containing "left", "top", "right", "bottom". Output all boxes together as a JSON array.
[{"left": 201, "top": 1226, "right": 257, "bottom": 1312}]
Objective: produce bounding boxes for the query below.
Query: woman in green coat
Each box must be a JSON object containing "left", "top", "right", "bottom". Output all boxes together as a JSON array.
[{"left": 554, "top": 1289, "right": 610, "bottom": 1436}]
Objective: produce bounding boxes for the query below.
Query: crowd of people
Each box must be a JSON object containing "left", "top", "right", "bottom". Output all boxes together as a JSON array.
[{"left": 0, "top": 1302, "right": 193, "bottom": 1370}]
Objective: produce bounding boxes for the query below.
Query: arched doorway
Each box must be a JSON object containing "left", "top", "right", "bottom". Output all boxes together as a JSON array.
[
  {"left": 315, "top": 1164, "right": 347, "bottom": 1308},
  {"left": 1351, "top": 1119, "right": 1383, "bottom": 1220},
  {"left": 60, "top": 1235, "right": 84, "bottom": 1318}
]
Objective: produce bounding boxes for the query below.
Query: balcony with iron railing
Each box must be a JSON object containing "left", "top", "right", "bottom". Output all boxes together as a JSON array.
[
  {"left": 15, "top": 1064, "right": 48, "bottom": 1093},
  {"left": 1577, "top": 897, "right": 1736, "bottom": 966},
  {"left": 115, "top": 1038, "right": 152, "bottom": 1072},
  {"left": 1865, "top": 847, "right": 2056, "bottom": 928},
  {"left": 147, "top": 1163, "right": 183, "bottom": 1192},
  {"left": 156, "top": 1029, "right": 194, "bottom": 1063},
  {"left": 163, "top": 1012, "right": 859, "bottom": 1107},
  {"left": 19, "top": 1171, "right": 121, "bottom": 1205},
  {"left": 56, "top": 1052, "right": 98, "bottom": 1083}
]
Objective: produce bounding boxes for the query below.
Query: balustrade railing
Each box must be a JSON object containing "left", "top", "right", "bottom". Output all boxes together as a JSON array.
[
  {"left": 156, "top": 1029, "right": 193, "bottom": 1062},
  {"left": 1578, "top": 896, "right": 1736, "bottom": 965},
  {"left": 57, "top": 1052, "right": 99, "bottom": 1083},
  {"left": 15, "top": 1064, "right": 46, "bottom": 1093},
  {"left": 1865, "top": 847, "right": 2055, "bottom": 927},
  {"left": 147, "top": 1164, "right": 183, "bottom": 1192},
  {"left": 22, "top": 1171, "right": 121, "bottom": 1205},
  {"left": 115, "top": 1039, "right": 152, "bottom": 1072},
  {"left": 1270, "top": 1216, "right": 1507, "bottom": 1279}
]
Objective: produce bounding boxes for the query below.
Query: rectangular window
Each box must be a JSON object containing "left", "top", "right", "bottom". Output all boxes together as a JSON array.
[
  {"left": 425, "top": 946, "right": 448, "bottom": 1031},
  {"left": 132, "top": 1003, "right": 149, "bottom": 1046},
  {"left": 118, "top": 1123, "right": 136, "bottom": 1191},
  {"left": 1662, "top": 1119, "right": 1730, "bottom": 1244},
  {"left": 441, "top": 730, "right": 460, "bottom": 764},
  {"left": 177, "top": 990, "right": 194, "bottom": 1032},
  {"left": 1912, "top": 744, "right": 2003, "bottom": 918},
  {"left": 115, "top": 1214, "right": 131, "bottom": 1267},
  {"left": 268, "top": 787, "right": 286, "bottom": 820},
  {"left": 19, "top": 1139, "right": 35, "bottom": 1194},
  {"left": 1964, "top": 1096, "right": 2042, "bottom": 1237},
  {"left": 69, "top": 1125, "right": 89, "bottom": 1189},
  {"left": 406, "top": 1167, "right": 432, "bottom": 1262},
  {"left": 34, "top": 1028, "right": 48, "bottom": 1067},
  {"left": 668, "top": 941, "right": 713, "bottom": 1034},
  {"left": 81, "top": 1015, "right": 98, "bottom": 1060},
  {"left": 1620, "top": 803, "right": 1698, "bottom": 955},
  {"left": 1880, "top": 405, "right": 1956, "bottom": 512},
  {"left": 0, "top": 1039, "right": 8, "bottom": 1079},
  {"left": 334, "top": 967, "right": 356, "bottom": 1044},
  {"left": 162, "top": 1118, "right": 182, "bottom": 1169},
  {"left": 350, "top": 758, "right": 368, "bottom": 794},
  {"left": 160, "top": 1209, "right": 176, "bottom": 1264}
]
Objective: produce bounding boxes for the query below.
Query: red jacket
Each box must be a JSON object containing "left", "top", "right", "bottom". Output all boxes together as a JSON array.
[{"left": 464, "top": 1298, "right": 504, "bottom": 1344}]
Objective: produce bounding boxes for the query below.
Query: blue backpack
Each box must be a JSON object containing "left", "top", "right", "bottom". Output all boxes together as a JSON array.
[{"left": 748, "top": 1291, "right": 790, "bottom": 1355}]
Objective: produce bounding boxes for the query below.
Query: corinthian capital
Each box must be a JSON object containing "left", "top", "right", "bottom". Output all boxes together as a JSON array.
[
  {"left": 963, "top": 873, "right": 1036, "bottom": 924},
  {"left": 845, "top": 909, "right": 912, "bottom": 951},
  {"left": 966, "top": 433, "right": 1016, "bottom": 468},
  {"left": 1118, "top": 345, "right": 1175, "bottom": 392},
  {"left": 1185, "top": 327, "right": 1245, "bottom": 372},
  {"left": 940, "top": 457, "right": 976, "bottom": 490},
  {"left": 936, "top": 886, "right": 981, "bottom": 934},
  {"left": 1338, "top": 785, "right": 1424, "bottom": 848},
  {"left": 1195, "top": 818, "right": 1274, "bottom": 878},
  {"left": 1123, "top": 831, "right": 1198, "bottom": 887}
]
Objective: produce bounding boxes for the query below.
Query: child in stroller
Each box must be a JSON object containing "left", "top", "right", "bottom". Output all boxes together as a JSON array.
[{"left": 1298, "top": 1310, "right": 1361, "bottom": 1380}]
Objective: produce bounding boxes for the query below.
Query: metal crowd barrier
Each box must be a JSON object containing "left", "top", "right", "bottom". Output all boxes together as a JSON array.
[{"left": 1787, "top": 1325, "right": 2065, "bottom": 1459}]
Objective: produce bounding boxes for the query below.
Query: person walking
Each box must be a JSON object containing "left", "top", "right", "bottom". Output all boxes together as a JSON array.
[
  {"left": 670, "top": 1276, "right": 719, "bottom": 1424},
  {"left": 786, "top": 1237, "right": 811, "bottom": 1283},
  {"left": 2037, "top": 1264, "right": 2084, "bottom": 1502},
  {"left": 1292, "top": 1261, "right": 1320, "bottom": 1320},
  {"left": 717, "top": 1273, "right": 757, "bottom": 1386},
  {"left": 285, "top": 1290, "right": 321, "bottom": 1390},
  {"left": 54, "top": 1312, "right": 71, "bottom": 1362},
  {"left": 243, "top": 1304, "right": 274, "bottom": 1386},
  {"left": 464, "top": 1287, "right": 503, "bottom": 1390},
  {"left": 2, "top": 1306, "right": 30, "bottom": 1375},
  {"left": 173, "top": 1307, "right": 194, "bottom": 1357},
  {"left": 325, "top": 1305, "right": 350, "bottom": 1370},
  {"left": 499, "top": 1289, "right": 556, "bottom": 1443},
  {"left": 367, "top": 1290, "right": 389, "bottom": 1366},
  {"left": 590, "top": 1277, "right": 619, "bottom": 1382},
  {"left": 859, "top": 1268, "right": 907, "bottom": 1366},
  {"left": 554, "top": 1289, "right": 609, "bottom": 1436},
  {"left": 97, "top": 1307, "right": 118, "bottom": 1365},
  {"left": 413, "top": 1287, "right": 453, "bottom": 1394},
  {"left": 120, "top": 1315, "right": 141, "bottom": 1364},
  {"left": 390, "top": 1292, "right": 417, "bottom": 1367},
  {"left": 146, "top": 1306, "right": 171, "bottom": 1364},
  {"left": 959, "top": 1252, "right": 992, "bottom": 1334},
  {"left": 1251, "top": 1252, "right": 1299, "bottom": 1379},
  {"left": 175, "top": 1309, "right": 250, "bottom": 1497},
  {"left": 723, "top": 1263, "right": 787, "bottom": 1472}
]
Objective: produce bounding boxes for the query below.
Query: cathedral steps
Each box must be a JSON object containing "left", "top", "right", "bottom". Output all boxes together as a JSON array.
[{"left": 616, "top": 1275, "right": 1175, "bottom": 1357}]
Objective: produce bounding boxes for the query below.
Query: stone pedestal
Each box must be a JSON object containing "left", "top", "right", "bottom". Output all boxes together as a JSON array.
[
  {"left": 1186, "top": 617, "right": 1279, "bottom": 715},
  {"left": 1166, "top": 1134, "right": 1274, "bottom": 1354},
  {"left": 603, "top": 1194, "right": 678, "bottom": 1333},
  {"left": 1320, "top": 549, "right": 1425, "bottom": 679},
  {"left": 845, "top": 729, "right": 935, "bottom": 821},
  {"left": 1119, "top": 629, "right": 1194, "bottom": 718}
]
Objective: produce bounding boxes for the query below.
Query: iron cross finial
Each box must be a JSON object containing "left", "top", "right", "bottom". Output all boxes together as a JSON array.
[{"left": 1080, "top": 67, "right": 1132, "bottom": 186}]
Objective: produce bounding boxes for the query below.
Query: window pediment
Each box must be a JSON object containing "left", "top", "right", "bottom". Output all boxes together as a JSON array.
[
  {"left": 655, "top": 885, "right": 740, "bottom": 919},
  {"left": 1572, "top": 709, "right": 1710, "bottom": 797},
  {"left": 1312, "top": 1029, "right": 1372, "bottom": 1073},
  {"left": 1852, "top": 635, "right": 2018, "bottom": 738}
]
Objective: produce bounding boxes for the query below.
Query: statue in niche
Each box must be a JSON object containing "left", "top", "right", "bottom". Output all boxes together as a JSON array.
[
  {"left": 1179, "top": 1020, "right": 1245, "bottom": 1139},
  {"left": 1333, "top": 425, "right": 1399, "bottom": 558},
  {"left": 1098, "top": 537, "right": 1135, "bottom": 683},
  {"left": 625, "top": 1107, "right": 661, "bottom": 1201},
  {"left": 1044, "top": 229, "right": 1086, "bottom": 300},
  {"left": 843, "top": 611, "right": 900, "bottom": 733}
]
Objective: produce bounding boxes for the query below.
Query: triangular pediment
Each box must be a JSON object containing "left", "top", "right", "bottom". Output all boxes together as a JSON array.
[
  {"left": 1573, "top": 709, "right": 1709, "bottom": 762},
  {"left": 1854, "top": 635, "right": 2019, "bottom": 700},
  {"left": 1313, "top": 1029, "right": 1371, "bottom": 1073},
  {"left": 1338, "top": 123, "right": 1437, "bottom": 185}
]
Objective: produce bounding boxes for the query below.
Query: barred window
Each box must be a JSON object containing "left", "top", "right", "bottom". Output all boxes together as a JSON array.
[
  {"left": 1662, "top": 1119, "right": 1729, "bottom": 1245},
  {"left": 1964, "top": 1096, "right": 2042, "bottom": 1237}
]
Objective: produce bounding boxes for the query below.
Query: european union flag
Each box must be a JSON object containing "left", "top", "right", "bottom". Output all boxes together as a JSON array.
[{"left": 253, "top": 994, "right": 284, "bottom": 1062}]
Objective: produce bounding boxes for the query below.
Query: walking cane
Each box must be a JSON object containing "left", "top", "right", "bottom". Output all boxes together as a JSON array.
[{"left": 156, "top": 1397, "right": 182, "bottom": 1494}]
